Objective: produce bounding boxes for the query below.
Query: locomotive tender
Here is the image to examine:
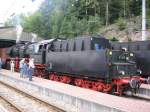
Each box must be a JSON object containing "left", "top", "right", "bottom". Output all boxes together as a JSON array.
[{"left": 8, "top": 36, "right": 144, "bottom": 95}]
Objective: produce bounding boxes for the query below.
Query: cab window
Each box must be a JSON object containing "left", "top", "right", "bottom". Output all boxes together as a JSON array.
[
  {"left": 94, "top": 43, "right": 102, "bottom": 50},
  {"left": 39, "top": 45, "right": 43, "bottom": 52}
]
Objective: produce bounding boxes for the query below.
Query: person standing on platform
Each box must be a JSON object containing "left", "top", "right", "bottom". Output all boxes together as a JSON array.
[
  {"left": 28, "top": 58, "right": 35, "bottom": 81},
  {"left": 23, "top": 60, "right": 28, "bottom": 78},
  {"left": 10, "top": 59, "right": 15, "bottom": 72},
  {"left": 0, "top": 58, "right": 2, "bottom": 70},
  {"left": 19, "top": 58, "right": 25, "bottom": 77}
]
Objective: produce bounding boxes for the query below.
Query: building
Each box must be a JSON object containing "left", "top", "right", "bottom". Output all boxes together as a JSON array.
[{"left": 0, "top": 26, "right": 43, "bottom": 60}]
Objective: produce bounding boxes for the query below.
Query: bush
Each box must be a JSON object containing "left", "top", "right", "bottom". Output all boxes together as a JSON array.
[
  {"left": 109, "top": 37, "right": 118, "bottom": 41},
  {"left": 116, "top": 18, "right": 126, "bottom": 30}
]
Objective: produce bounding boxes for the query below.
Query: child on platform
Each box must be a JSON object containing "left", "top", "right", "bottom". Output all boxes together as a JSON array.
[{"left": 10, "top": 59, "right": 15, "bottom": 72}]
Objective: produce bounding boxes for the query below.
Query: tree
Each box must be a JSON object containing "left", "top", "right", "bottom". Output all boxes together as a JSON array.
[{"left": 21, "top": 0, "right": 144, "bottom": 39}]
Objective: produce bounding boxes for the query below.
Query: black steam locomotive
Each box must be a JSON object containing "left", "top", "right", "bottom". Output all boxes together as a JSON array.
[
  {"left": 112, "top": 41, "right": 150, "bottom": 79},
  {"left": 7, "top": 36, "right": 145, "bottom": 95}
]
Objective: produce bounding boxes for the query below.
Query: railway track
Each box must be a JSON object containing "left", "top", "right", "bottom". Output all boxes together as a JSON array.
[
  {"left": 0, "top": 96, "right": 21, "bottom": 112},
  {"left": 0, "top": 81, "right": 65, "bottom": 112}
]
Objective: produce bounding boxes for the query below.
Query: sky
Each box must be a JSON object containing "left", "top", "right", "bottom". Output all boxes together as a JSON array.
[{"left": 0, "top": 0, "right": 44, "bottom": 24}]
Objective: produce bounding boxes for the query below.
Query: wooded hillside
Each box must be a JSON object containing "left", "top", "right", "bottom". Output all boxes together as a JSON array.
[{"left": 21, "top": 0, "right": 150, "bottom": 41}]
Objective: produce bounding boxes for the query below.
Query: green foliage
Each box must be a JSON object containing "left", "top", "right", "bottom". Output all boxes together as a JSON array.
[
  {"left": 87, "top": 15, "right": 102, "bottom": 35},
  {"left": 22, "top": 12, "right": 43, "bottom": 34},
  {"left": 116, "top": 18, "right": 126, "bottom": 31},
  {"left": 128, "top": 37, "right": 132, "bottom": 42},
  {"left": 109, "top": 37, "right": 118, "bottom": 41},
  {"left": 21, "top": 0, "right": 144, "bottom": 39}
]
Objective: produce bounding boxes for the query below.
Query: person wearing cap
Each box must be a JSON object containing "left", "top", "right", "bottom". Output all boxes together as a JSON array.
[
  {"left": 23, "top": 60, "right": 28, "bottom": 78},
  {"left": 28, "top": 58, "right": 35, "bottom": 81},
  {"left": 19, "top": 58, "right": 25, "bottom": 77}
]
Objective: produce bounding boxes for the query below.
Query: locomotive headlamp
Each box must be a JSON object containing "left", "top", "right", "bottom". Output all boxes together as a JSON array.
[
  {"left": 122, "top": 71, "right": 125, "bottom": 75},
  {"left": 130, "top": 53, "right": 134, "bottom": 56},
  {"left": 126, "top": 57, "right": 129, "bottom": 60},
  {"left": 109, "top": 51, "right": 112, "bottom": 55},
  {"left": 137, "top": 69, "right": 142, "bottom": 74},
  {"left": 119, "top": 71, "right": 125, "bottom": 75}
]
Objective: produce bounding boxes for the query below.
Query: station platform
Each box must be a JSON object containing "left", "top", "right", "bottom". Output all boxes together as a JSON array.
[
  {"left": 137, "top": 84, "right": 150, "bottom": 99},
  {"left": 0, "top": 69, "right": 150, "bottom": 112}
]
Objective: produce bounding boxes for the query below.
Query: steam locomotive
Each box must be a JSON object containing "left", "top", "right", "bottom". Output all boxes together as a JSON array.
[
  {"left": 112, "top": 41, "right": 150, "bottom": 79},
  {"left": 7, "top": 36, "right": 147, "bottom": 95}
]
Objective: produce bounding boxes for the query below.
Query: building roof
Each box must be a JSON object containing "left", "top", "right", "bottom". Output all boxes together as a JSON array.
[
  {"left": 0, "top": 39, "right": 15, "bottom": 48},
  {"left": 0, "top": 26, "right": 43, "bottom": 48},
  {"left": 0, "top": 26, "right": 43, "bottom": 42}
]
